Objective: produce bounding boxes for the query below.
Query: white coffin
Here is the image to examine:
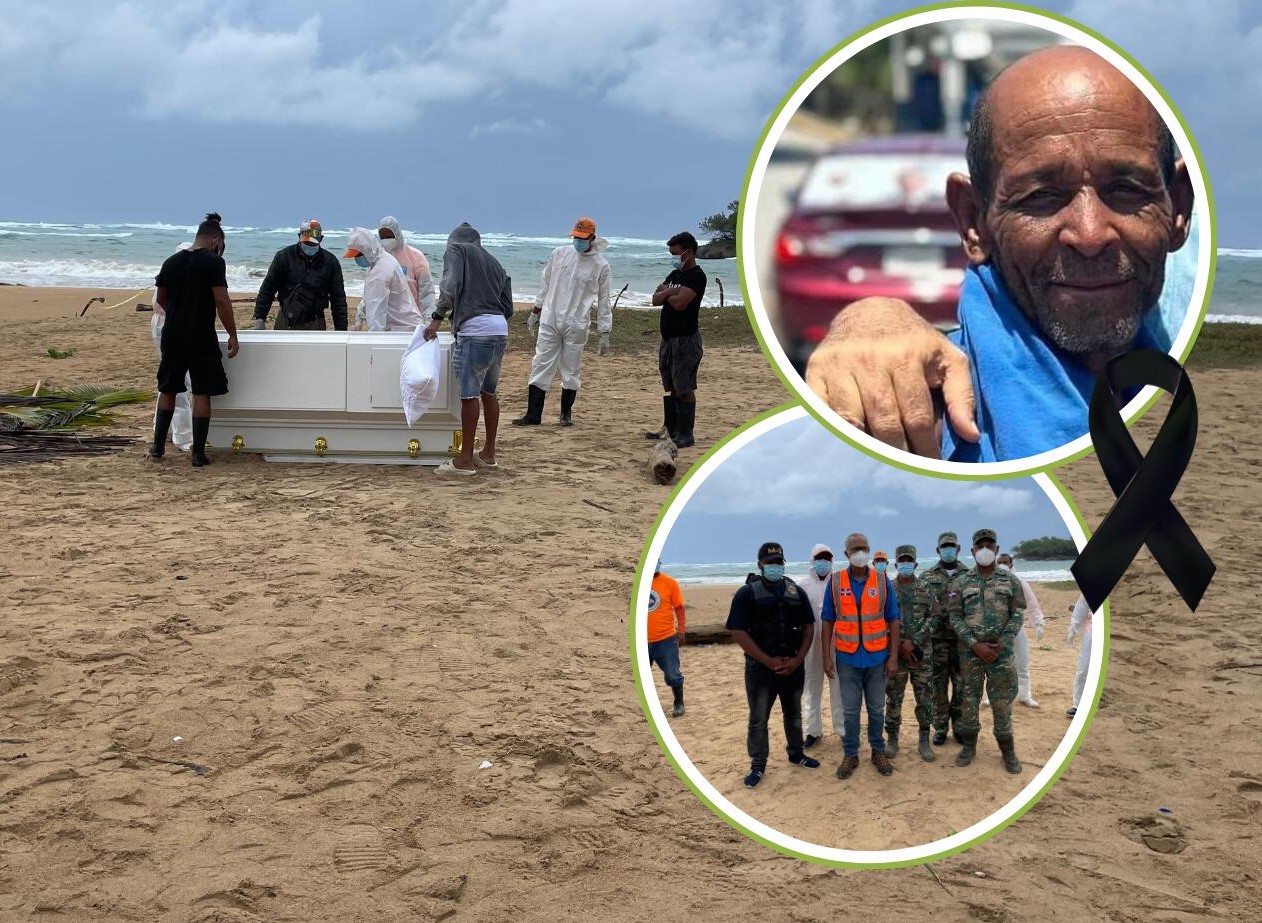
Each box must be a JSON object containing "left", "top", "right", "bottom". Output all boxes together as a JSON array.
[{"left": 207, "top": 330, "right": 463, "bottom": 465}]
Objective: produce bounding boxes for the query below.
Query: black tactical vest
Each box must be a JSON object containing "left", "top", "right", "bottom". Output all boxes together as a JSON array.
[{"left": 745, "top": 575, "right": 806, "bottom": 658}]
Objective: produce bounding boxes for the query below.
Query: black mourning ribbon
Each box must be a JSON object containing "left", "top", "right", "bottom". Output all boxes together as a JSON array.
[{"left": 1071, "top": 348, "right": 1215, "bottom": 612}]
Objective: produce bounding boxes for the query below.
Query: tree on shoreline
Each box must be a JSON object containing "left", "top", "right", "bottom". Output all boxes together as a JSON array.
[
  {"left": 1011, "top": 536, "right": 1077, "bottom": 560},
  {"left": 699, "top": 201, "right": 738, "bottom": 242}
]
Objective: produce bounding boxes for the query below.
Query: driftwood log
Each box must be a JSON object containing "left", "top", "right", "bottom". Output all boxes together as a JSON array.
[
  {"left": 650, "top": 438, "right": 678, "bottom": 485},
  {"left": 684, "top": 622, "right": 735, "bottom": 645}
]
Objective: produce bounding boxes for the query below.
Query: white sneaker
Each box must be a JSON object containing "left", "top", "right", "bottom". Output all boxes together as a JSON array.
[{"left": 1019, "top": 696, "right": 1040, "bottom": 708}]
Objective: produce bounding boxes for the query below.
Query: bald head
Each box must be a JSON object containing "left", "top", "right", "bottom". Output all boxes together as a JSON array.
[{"left": 966, "top": 46, "right": 1175, "bottom": 207}]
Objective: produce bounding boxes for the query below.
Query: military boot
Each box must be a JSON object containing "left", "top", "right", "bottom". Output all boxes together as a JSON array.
[
  {"left": 932, "top": 729, "right": 947, "bottom": 746},
  {"left": 918, "top": 727, "right": 936, "bottom": 762},
  {"left": 511, "top": 385, "right": 546, "bottom": 426},
  {"left": 671, "top": 684, "right": 685, "bottom": 718},
  {"left": 886, "top": 728, "right": 899, "bottom": 758},
  {"left": 673, "top": 401, "right": 696, "bottom": 449},
  {"left": 997, "top": 735, "right": 1022, "bottom": 774},
  {"left": 559, "top": 388, "right": 577, "bottom": 427},
  {"left": 955, "top": 731, "right": 978, "bottom": 767},
  {"left": 644, "top": 395, "right": 678, "bottom": 441}
]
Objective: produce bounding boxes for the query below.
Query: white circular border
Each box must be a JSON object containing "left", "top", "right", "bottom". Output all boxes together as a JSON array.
[
  {"left": 741, "top": 3, "right": 1213, "bottom": 478},
  {"left": 632, "top": 405, "right": 1106, "bottom": 865}
]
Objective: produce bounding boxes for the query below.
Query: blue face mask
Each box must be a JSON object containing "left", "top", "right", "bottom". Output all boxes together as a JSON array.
[
  {"left": 812, "top": 559, "right": 832, "bottom": 578},
  {"left": 897, "top": 562, "right": 916, "bottom": 578},
  {"left": 874, "top": 561, "right": 888, "bottom": 574},
  {"left": 354, "top": 255, "right": 370, "bottom": 269},
  {"left": 670, "top": 254, "right": 683, "bottom": 270},
  {"left": 762, "top": 564, "right": 785, "bottom": 582},
  {"left": 573, "top": 237, "right": 592, "bottom": 252},
  {"left": 301, "top": 242, "right": 320, "bottom": 257},
  {"left": 939, "top": 547, "right": 958, "bottom": 565}
]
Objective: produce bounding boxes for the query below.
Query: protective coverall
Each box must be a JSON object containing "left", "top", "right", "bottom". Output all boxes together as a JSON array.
[
  {"left": 378, "top": 216, "right": 436, "bottom": 319},
  {"left": 345, "top": 227, "right": 424, "bottom": 332},
  {"left": 799, "top": 544, "right": 845, "bottom": 742}
]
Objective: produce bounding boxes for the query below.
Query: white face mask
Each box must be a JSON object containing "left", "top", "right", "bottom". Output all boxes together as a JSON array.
[
  {"left": 381, "top": 237, "right": 400, "bottom": 253},
  {"left": 974, "top": 548, "right": 997, "bottom": 567},
  {"left": 848, "top": 551, "right": 869, "bottom": 569},
  {"left": 996, "top": 563, "right": 1011, "bottom": 574}
]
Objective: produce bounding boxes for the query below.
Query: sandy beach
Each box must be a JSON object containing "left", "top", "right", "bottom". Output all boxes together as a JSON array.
[
  {"left": 1, "top": 286, "right": 1260, "bottom": 921},
  {"left": 654, "top": 583, "right": 1080, "bottom": 851}
]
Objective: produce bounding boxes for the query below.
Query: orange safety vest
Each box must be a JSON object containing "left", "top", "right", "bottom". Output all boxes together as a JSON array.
[{"left": 832, "top": 568, "right": 889, "bottom": 654}]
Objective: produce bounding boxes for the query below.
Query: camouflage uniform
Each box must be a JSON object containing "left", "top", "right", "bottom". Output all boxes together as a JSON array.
[
  {"left": 947, "top": 538, "right": 1026, "bottom": 738},
  {"left": 885, "top": 545, "right": 935, "bottom": 735},
  {"left": 921, "top": 531, "right": 967, "bottom": 735}
]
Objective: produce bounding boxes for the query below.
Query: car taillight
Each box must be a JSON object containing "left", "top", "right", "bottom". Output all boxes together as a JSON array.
[
  {"left": 804, "top": 325, "right": 829, "bottom": 343},
  {"left": 775, "top": 233, "right": 806, "bottom": 264}
]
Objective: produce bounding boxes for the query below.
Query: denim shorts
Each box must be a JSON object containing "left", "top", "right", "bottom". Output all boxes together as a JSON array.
[{"left": 452, "top": 335, "right": 508, "bottom": 399}]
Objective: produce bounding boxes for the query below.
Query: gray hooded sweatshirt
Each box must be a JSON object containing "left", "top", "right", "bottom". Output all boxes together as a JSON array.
[{"left": 434, "top": 223, "right": 513, "bottom": 333}]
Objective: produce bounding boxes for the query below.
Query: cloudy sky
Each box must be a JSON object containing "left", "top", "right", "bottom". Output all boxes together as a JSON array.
[
  {"left": 661, "top": 416, "right": 1070, "bottom": 564},
  {"left": 1, "top": 0, "right": 1259, "bottom": 241}
]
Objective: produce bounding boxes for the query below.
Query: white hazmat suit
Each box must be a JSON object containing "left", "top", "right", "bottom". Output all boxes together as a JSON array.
[
  {"left": 1069, "top": 596, "right": 1094, "bottom": 710},
  {"left": 799, "top": 544, "right": 845, "bottom": 742},
  {"left": 346, "top": 228, "right": 424, "bottom": 332},
  {"left": 378, "top": 216, "right": 436, "bottom": 319},
  {"left": 528, "top": 243, "right": 612, "bottom": 392},
  {"left": 1011, "top": 572, "right": 1045, "bottom": 706}
]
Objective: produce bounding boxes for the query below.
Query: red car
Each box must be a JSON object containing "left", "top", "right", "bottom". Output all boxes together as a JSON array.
[{"left": 773, "top": 135, "right": 968, "bottom": 371}]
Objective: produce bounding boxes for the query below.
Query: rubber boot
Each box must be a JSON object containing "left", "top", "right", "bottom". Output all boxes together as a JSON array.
[
  {"left": 191, "top": 416, "right": 212, "bottom": 468},
  {"left": 150, "top": 407, "right": 173, "bottom": 459},
  {"left": 511, "top": 385, "right": 546, "bottom": 426},
  {"left": 559, "top": 388, "right": 577, "bottom": 427},
  {"left": 674, "top": 400, "right": 696, "bottom": 449},
  {"left": 886, "top": 729, "right": 899, "bottom": 759},
  {"left": 955, "top": 731, "right": 977, "bottom": 767},
  {"left": 671, "top": 684, "right": 685, "bottom": 718},
  {"left": 997, "top": 735, "right": 1022, "bottom": 774},
  {"left": 645, "top": 395, "right": 677, "bottom": 441},
  {"left": 918, "top": 727, "right": 936, "bottom": 762}
]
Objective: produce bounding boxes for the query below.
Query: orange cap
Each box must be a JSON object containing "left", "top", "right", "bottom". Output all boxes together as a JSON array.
[
  {"left": 343, "top": 247, "right": 362, "bottom": 258},
  {"left": 569, "top": 216, "right": 596, "bottom": 238},
  {"left": 873, "top": 550, "right": 889, "bottom": 562}
]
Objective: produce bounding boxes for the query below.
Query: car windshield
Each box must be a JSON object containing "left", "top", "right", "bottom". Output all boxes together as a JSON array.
[{"left": 796, "top": 153, "right": 964, "bottom": 212}]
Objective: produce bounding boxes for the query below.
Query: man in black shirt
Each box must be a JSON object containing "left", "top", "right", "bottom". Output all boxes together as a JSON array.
[
  {"left": 150, "top": 212, "right": 239, "bottom": 468},
  {"left": 725, "top": 541, "right": 822, "bottom": 788},
  {"left": 252, "top": 219, "right": 349, "bottom": 331},
  {"left": 646, "top": 231, "right": 706, "bottom": 448}
]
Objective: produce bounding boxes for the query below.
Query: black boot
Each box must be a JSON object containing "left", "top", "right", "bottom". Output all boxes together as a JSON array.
[
  {"left": 645, "top": 395, "right": 678, "bottom": 441},
  {"left": 191, "top": 416, "right": 211, "bottom": 467},
  {"left": 674, "top": 400, "right": 696, "bottom": 449},
  {"left": 150, "top": 407, "right": 174, "bottom": 458},
  {"left": 997, "top": 735, "right": 1022, "bottom": 774},
  {"left": 559, "top": 388, "right": 577, "bottom": 427},
  {"left": 671, "top": 684, "right": 685, "bottom": 718},
  {"left": 932, "top": 729, "right": 947, "bottom": 746},
  {"left": 886, "top": 728, "right": 900, "bottom": 759},
  {"left": 955, "top": 731, "right": 977, "bottom": 767},
  {"left": 918, "top": 727, "right": 936, "bottom": 762},
  {"left": 511, "top": 384, "right": 546, "bottom": 426}
]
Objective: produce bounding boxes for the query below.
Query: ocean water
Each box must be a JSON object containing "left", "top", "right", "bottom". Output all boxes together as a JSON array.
[
  {"left": 1206, "top": 250, "right": 1262, "bottom": 323},
  {"left": 0, "top": 220, "right": 739, "bottom": 308},
  {"left": 662, "top": 558, "right": 1077, "bottom": 586}
]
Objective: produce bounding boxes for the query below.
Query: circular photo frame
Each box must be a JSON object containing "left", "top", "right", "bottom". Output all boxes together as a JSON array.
[
  {"left": 630, "top": 405, "right": 1108, "bottom": 866},
  {"left": 738, "top": 2, "right": 1215, "bottom": 478}
]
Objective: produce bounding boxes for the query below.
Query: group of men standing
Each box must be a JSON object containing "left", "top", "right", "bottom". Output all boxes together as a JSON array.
[
  {"left": 648, "top": 529, "right": 1043, "bottom": 789},
  {"left": 150, "top": 213, "right": 710, "bottom": 469}
]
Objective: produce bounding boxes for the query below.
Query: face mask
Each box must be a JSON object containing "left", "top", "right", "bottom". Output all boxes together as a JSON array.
[
  {"left": 939, "top": 547, "right": 958, "bottom": 565},
  {"left": 996, "top": 563, "right": 1011, "bottom": 574},
  {"left": 874, "top": 561, "right": 888, "bottom": 574},
  {"left": 301, "top": 242, "right": 319, "bottom": 257},
  {"left": 381, "top": 237, "right": 400, "bottom": 253},
  {"left": 670, "top": 254, "right": 683, "bottom": 270},
  {"left": 974, "top": 548, "right": 997, "bottom": 567},
  {"left": 848, "top": 551, "right": 869, "bottom": 569},
  {"left": 897, "top": 562, "right": 916, "bottom": 578},
  {"left": 762, "top": 564, "right": 785, "bottom": 582},
  {"left": 812, "top": 559, "right": 832, "bottom": 578},
  {"left": 573, "top": 238, "right": 592, "bottom": 252},
  {"left": 354, "top": 255, "right": 371, "bottom": 269}
]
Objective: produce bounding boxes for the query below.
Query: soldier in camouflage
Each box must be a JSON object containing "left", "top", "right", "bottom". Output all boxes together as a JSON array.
[
  {"left": 884, "top": 544, "right": 936, "bottom": 762},
  {"left": 921, "top": 531, "right": 968, "bottom": 747},
  {"left": 947, "top": 528, "right": 1026, "bottom": 773}
]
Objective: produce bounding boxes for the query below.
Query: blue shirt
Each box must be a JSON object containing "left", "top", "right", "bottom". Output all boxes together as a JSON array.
[{"left": 821, "top": 569, "right": 901, "bottom": 668}]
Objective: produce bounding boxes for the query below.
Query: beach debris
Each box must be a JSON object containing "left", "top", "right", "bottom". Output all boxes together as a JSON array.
[
  {"left": 611, "top": 283, "right": 629, "bottom": 311},
  {"left": 173, "top": 736, "right": 184, "bottom": 743},
  {"left": 78, "top": 296, "right": 105, "bottom": 317},
  {"left": 582, "top": 498, "right": 616, "bottom": 513},
  {"left": 0, "top": 384, "right": 151, "bottom": 465},
  {"left": 479, "top": 760, "right": 493, "bottom": 770},
  {"left": 650, "top": 438, "right": 678, "bottom": 485},
  {"left": 45, "top": 347, "right": 76, "bottom": 359}
]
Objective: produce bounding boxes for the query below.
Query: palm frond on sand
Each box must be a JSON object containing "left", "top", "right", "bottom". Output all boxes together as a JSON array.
[{"left": 0, "top": 384, "right": 152, "bottom": 465}]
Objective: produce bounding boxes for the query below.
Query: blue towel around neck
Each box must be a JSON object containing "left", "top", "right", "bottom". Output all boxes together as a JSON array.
[{"left": 941, "top": 263, "right": 1160, "bottom": 463}]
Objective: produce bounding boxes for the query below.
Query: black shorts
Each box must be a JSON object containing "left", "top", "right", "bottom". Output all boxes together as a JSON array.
[
  {"left": 659, "top": 332, "right": 703, "bottom": 394},
  {"left": 157, "top": 342, "right": 228, "bottom": 396}
]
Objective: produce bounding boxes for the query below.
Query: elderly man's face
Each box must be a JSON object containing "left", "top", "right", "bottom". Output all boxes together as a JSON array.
[{"left": 950, "top": 49, "right": 1192, "bottom": 362}]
